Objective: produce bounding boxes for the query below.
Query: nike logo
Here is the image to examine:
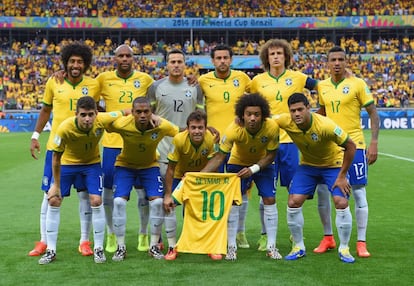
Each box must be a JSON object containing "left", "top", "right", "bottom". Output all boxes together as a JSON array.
[
  {"left": 161, "top": 94, "right": 167, "bottom": 96},
  {"left": 209, "top": 85, "right": 215, "bottom": 88},
  {"left": 109, "top": 83, "right": 115, "bottom": 86},
  {"left": 261, "top": 85, "right": 270, "bottom": 88},
  {"left": 57, "top": 90, "right": 65, "bottom": 93}
]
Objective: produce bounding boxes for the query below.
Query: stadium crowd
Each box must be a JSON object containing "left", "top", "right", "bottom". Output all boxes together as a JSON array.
[
  {"left": 0, "top": 36, "right": 413, "bottom": 111},
  {"left": 1, "top": 0, "right": 414, "bottom": 17}
]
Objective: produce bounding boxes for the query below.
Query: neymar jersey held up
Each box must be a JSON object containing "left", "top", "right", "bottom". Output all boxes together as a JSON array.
[
  {"left": 96, "top": 70, "right": 154, "bottom": 148},
  {"left": 273, "top": 113, "right": 349, "bottom": 168},
  {"left": 173, "top": 172, "right": 242, "bottom": 255},
  {"left": 317, "top": 76, "right": 374, "bottom": 149}
]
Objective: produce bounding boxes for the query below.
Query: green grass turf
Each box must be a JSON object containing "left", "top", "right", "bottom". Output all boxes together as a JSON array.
[{"left": 0, "top": 130, "right": 413, "bottom": 286}]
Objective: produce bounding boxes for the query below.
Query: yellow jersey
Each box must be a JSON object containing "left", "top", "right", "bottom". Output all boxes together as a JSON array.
[
  {"left": 317, "top": 76, "right": 374, "bottom": 149},
  {"left": 52, "top": 111, "right": 123, "bottom": 165},
  {"left": 43, "top": 76, "right": 100, "bottom": 150},
  {"left": 173, "top": 172, "right": 242, "bottom": 255},
  {"left": 220, "top": 119, "right": 279, "bottom": 166},
  {"left": 96, "top": 70, "right": 154, "bottom": 148},
  {"left": 273, "top": 113, "right": 349, "bottom": 168},
  {"left": 107, "top": 116, "right": 179, "bottom": 169},
  {"left": 167, "top": 130, "right": 217, "bottom": 178}
]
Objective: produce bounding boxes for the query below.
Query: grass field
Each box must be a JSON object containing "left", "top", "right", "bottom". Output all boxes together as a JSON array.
[{"left": 0, "top": 130, "right": 413, "bottom": 286}]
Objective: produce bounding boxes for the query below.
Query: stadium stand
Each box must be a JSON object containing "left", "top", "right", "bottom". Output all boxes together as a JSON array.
[{"left": 1, "top": 0, "right": 414, "bottom": 17}]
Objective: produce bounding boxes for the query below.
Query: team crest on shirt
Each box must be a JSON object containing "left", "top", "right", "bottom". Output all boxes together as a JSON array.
[
  {"left": 342, "top": 86, "right": 350, "bottom": 94},
  {"left": 82, "top": 87, "right": 89, "bottom": 95},
  {"left": 310, "top": 133, "right": 319, "bottom": 141},
  {"left": 151, "top": 132, "right": 159, "bottom": 140},
  {"left": 134, "top": 80, "right": 141, "bottom": 88},
  {"left": 261, "top": 136, "right": 269, "bottom": 143},
  {"left": 285, "top": 78, "right": 293, "bottom": 86},
  {"left": 233, "top": 79, "right": 240, "bottom": 87},
  {"left": 185, "top": 90, "right": 192, "bottom": 97},
  {"left": 95, "top": 128, "right": 103, "bottom": 137},
  {"left": 201, "top": 148, "right": 209, "bottom": 156}
]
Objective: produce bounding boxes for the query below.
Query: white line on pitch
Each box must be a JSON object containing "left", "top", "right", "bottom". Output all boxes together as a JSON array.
[{"left": 378, "top": 152, "right": 414, "bottom": 162}]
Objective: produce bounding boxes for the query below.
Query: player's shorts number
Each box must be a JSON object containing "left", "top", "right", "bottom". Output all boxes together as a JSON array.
[{"left": 201, "top": 190, "right": 225, "bottom": 221}]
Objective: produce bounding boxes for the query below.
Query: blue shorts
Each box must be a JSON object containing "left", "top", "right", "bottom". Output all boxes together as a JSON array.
[
  {"left": 227, "top": 164, "right": 276, "bottom": 199},
  {"left": 348, "top": 149, "right": 368, "bottom": 186},
  {"left": 289, "top": 165, "right": 349, "bottom": 199},
  {"left": 102, "top": 147, "right": 121, "bottom": 189},
  {"left": 172, "top": 178, "right": 181, "bottom": 192},
  {"left": 59, "top": 163, "right": 103, "bottom": 197},
  {"left": 42, "top": 150, "right": 85, "bottom": 192},
  {"left": 113, "top": 166, "right": 163, "bottom": 198},
  {"left": 274, "top": 143, "right": 299, "bottom": 187},
  {"left": 218, "top": 153, "right": 230, "bottom": 173}
]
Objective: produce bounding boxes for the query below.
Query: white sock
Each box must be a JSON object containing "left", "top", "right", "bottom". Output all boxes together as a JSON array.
[
  {"left": 40, "top": 193, "right": 48, "bottom": 243},
  {"left": 91, "top": 204, "right": 106, "bottom": 249},
  {"left": 164, "top": 208, "right": 177, "bottom": 248},
  {"left": 113, "top": 197, "right": 127, "bottom": 247},
  {"left": 77, "top": 191, "right": 92, "bottom": 243},
  {"left": 353, "top": 186, "right": 368, "bottom": 241},
  {"left": 287, "top": 206, "right": 305, "bottom": 249},
  {"left": 316, "top": 184, "right": 333, "bottom": 235},
  {"left": 237, "top": 193, "right": 248, "bottom": 233},
  {"left": 263, "top": 203, "right": 278, "bottom": 249},
  {"left": 259, "top": 198, "right": 266, "bottom": 234},
  {"left": 136, "top": 188, "right": 149, "bottom": 235},
  {"left": 149, "top": 198, "right": 164, "bottom": 246},
  {"left": 46, "top": 206, "right": 60, "bottom": 252},
  {"left": 227, "top": 205, "right": 240, "bottom": 248},
  {"left": 102, "top": 187, "right": 114, "bottom": 234},
  {"left": 335, "top": 206, "right": 352, "bottom": 250}
]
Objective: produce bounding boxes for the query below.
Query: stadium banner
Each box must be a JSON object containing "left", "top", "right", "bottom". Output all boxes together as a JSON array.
[
  {"left": 1, "top": 110, "right": 414, "bottom": 132},
  {"left": 0, "top": 16, "right": 412, "bottom": 30}
]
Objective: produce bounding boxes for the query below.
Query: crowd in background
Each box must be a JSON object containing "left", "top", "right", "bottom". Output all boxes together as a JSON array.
[
  {"left": 0, "top": 36, "right": 413, "bottom": 112},
  {"left": 1, "top": 0, "right": 414, "bottom": 17}
]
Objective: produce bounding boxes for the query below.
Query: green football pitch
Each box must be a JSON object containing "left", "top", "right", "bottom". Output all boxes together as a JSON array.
[{"left": 0, "top": 130, "right": 413, "bottom": 286}]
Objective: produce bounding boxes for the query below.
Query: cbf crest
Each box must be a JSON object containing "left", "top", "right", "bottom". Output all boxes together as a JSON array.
[
  {"left": 233, "top": 79, "right": 240, "bottom": 87},
  {"left": 95, "top": 128, "right": 103, "bottom": 137},
  {"left": 342, "top": 86, "right": 350, "bottom": 95},
  {"left": 310, "top": 133, "right": 319, "bottom": 141},
  {"left": 82, "top": 87, "right": 89, "bottom": 95},
  {"left": 151, "top": 132, "right": 159, "bottom": 140},
  {"left": 201, "top": 148, "right": 208, "bottom": 156},
  {"left": 261, "top": 136, "right": 269, "bottom": 143},
  {"left": 185, "top": 90, "right": 192, "bottom": 97},
  {"left": 285, "top": 78, "right": 293, "bottom": 86},
  {"left": 134, "top": 80, "right": 141, "bottom": 88}
]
